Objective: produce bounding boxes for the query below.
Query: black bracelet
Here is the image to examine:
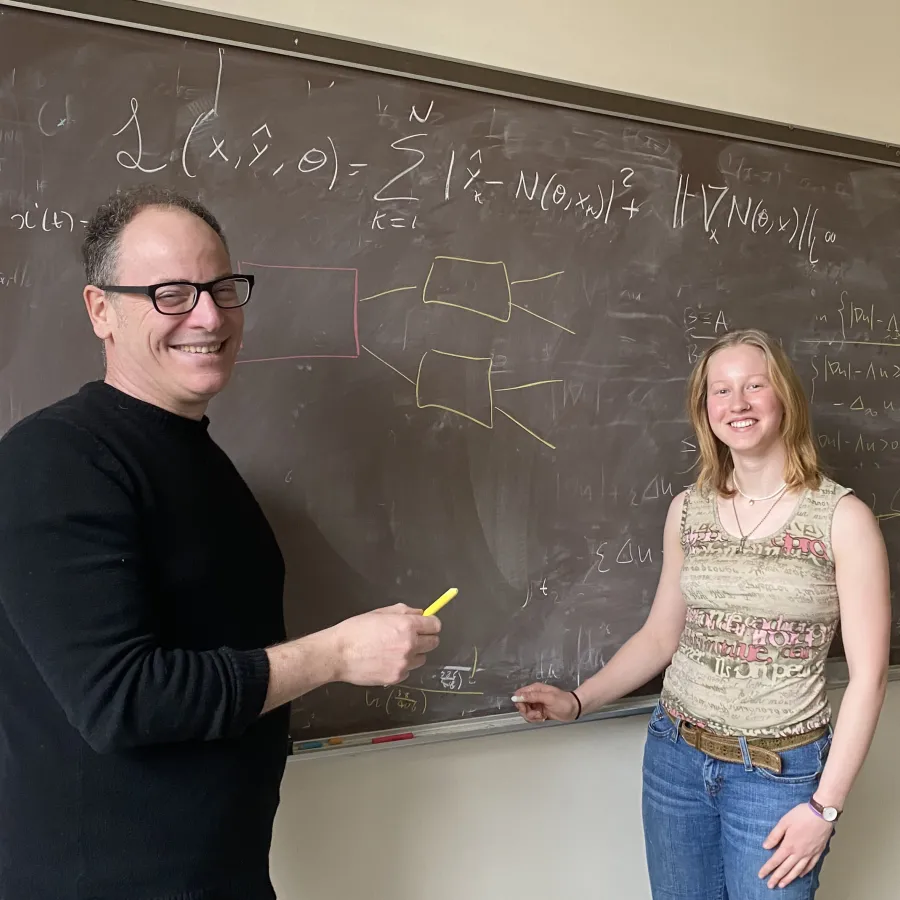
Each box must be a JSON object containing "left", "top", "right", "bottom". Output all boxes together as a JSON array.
[{"left": 571, "top": 690, "right": 582, "bottom": 720}]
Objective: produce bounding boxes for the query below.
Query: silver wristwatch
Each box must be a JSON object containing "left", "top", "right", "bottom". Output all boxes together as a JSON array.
[{"left": 809, "top": 797, "right": 841, "bottom": 823}]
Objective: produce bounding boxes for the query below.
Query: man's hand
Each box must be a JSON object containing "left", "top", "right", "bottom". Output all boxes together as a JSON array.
[
  {"left": 262, "top": 603, "right": 441, "bottom": 714},
  {"left": 758, "top": 802, "right": 833, "bottom": 889},
  {"left": 332, "top": 603, "right": 441, "bottom": 686}
]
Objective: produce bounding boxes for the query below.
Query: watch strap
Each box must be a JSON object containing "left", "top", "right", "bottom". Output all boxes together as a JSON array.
[{"left": 809, "top": 797, "right": 841, "bottom": 821}]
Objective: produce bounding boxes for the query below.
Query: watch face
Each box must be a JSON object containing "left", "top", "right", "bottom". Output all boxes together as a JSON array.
[{"left": 823, "top": 807, "right": 839, "bottom": 822}]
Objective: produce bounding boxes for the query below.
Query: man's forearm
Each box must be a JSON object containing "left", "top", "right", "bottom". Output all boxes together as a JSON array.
[{"left": 261, "top": 627, "right": 342, "bottom": 715}]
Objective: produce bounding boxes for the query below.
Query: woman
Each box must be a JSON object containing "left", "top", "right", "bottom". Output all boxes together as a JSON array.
[{"left": 513, "top": 329, "right": 890, "bottom": 899}]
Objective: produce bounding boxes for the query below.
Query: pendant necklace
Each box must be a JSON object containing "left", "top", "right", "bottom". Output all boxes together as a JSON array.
[
  {"left": 732, "top": 474, "right": 787, "bottom": 506},
  {"left": 731, "top": 483, "right": 788, "bottom": 552}
]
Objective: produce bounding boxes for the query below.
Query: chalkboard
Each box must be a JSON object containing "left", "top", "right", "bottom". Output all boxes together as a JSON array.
[{"left": 2, "top": 2, "right": 900, "bottom": 747}]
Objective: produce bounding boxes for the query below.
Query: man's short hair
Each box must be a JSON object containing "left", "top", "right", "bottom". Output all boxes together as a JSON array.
[{"left": 81, "top": 185, "right": 229, "bottom": 286}]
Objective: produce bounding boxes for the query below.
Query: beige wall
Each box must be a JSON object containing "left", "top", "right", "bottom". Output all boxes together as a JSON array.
[
  {"left": 156, "top": 0, "right": 900, "bottom": 144},
  {"left": 271, "top": 687, "right": 900, "bottom": 900},
  {"left": 143, "top": 1, "right": 900, "bottom": 897}
]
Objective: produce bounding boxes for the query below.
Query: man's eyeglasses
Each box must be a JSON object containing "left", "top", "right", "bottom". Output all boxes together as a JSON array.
[{"left": 97, "top": 275, "right": 255, "bottom": 316}]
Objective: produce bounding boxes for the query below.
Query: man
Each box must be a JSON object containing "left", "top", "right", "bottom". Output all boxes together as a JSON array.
[{"left": 0, "top": 185, "right": 442, "bottom": 899}]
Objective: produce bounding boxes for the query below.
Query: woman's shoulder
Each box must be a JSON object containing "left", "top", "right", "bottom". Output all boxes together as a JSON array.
[
  {"left": 808, "top": 475, "right": 882, "bottom": 553},
  {"left": 812, "top": 473, "right": 853, "bottom": 499},
  {"left": 669, "top": 484, "right": 699, "bottom": 514},
  {"left": 801, "top": 472, "right": 857, "bottom": 523},
  {"left": 664, "top": 482, "right": 715, "bottom": 536},
  {"left": 672, "top": 480, "right": 717, "bottom": 510}
]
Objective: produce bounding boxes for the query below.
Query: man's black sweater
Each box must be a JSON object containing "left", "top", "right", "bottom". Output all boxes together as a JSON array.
[{"left": 0, "top": 381, "right": 290, "bottom": 900}]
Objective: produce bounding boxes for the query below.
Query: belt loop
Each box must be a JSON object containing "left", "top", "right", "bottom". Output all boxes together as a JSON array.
[
  {"left": 663, "top": 707, "right": 680, "bottom": 744},
  {"left": 738, "top": 736, "right": 753, "bottom": 771},
  {"left": 670, "top": 715, "right": 681, "bottom": 744}
]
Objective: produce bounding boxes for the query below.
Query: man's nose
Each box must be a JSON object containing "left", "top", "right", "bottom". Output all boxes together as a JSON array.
[{"left": 188, "top": 290, "right": 225, "bottom": 329}]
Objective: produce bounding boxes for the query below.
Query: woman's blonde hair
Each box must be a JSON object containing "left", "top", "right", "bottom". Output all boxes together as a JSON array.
[{"left": 686, "top": 328, "right": 823, "bottom": 497}]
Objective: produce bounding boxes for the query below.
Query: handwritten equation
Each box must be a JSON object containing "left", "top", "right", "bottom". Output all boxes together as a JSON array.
[
  {"left": 808, "top": 291, "right": 900, "bottom": 348},
  {"left": 360, "top": 648, "right": 485, "bottom": 719},
  {"left": 806, "top": 291, "right": 900, "bottom": 421},
  {"left": 0, "top": 38, "right": 844, "bottom": 275},
  {"left": 116, "top": 91, "right": 844, "bottom": 265},
  {"left": 673, "top": 175, "right": 837, "bottom": 266},
  {"left": 9, "top": 202, "right": 85, "bottom": 233},
  {"left": 684, "top": 305, "right": 729, "bottom": 364}
]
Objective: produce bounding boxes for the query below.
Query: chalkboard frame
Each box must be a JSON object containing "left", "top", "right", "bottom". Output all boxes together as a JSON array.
[{"left": 5, "top": 0, "right": 900, "bottom": 757}]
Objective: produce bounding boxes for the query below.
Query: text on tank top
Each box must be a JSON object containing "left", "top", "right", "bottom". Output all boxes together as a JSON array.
[{"left": 659, "top": 475, "right": 850, "bottom": 738}]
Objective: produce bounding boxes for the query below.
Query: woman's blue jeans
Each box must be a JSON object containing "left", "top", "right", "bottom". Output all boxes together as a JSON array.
[{"left": 641, "top": 701, "right": 834, "bottom": 899}]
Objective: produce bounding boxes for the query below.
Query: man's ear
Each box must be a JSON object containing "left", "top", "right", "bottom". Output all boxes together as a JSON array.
[{"left": 83, "top": 285, "right": 115, "bottom": 341}]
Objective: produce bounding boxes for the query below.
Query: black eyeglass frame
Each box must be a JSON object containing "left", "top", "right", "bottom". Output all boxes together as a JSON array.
[{"left": 96, "top": 274, "right": 255, "bottom": 315}]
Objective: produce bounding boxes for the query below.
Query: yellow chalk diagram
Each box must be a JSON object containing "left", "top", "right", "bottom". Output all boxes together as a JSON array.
[{"left": 359, "top": 256, "right": 572, "bottom": 450}]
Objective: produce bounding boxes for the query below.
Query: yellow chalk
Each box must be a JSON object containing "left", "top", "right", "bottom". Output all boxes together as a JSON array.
[{"left": 423, "top": 588, "right": 458, "bottom": 617}]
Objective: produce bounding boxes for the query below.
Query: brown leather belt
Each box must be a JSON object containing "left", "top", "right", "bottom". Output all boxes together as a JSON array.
[{"left": 665, "top": 710, "right": 827, "bottom": 774}]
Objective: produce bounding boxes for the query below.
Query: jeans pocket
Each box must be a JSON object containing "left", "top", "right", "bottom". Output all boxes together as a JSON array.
[
  {"left": 646, "top": 703, "right": 677, "bottom": 740},
  {"left": 753, "top": 731, "right": 832, "bottom": 784}
]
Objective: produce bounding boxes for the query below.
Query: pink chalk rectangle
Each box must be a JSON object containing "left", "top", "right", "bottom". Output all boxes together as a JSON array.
[{"left": 236, "top": 262, "right": 359, "bottom": 362}]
